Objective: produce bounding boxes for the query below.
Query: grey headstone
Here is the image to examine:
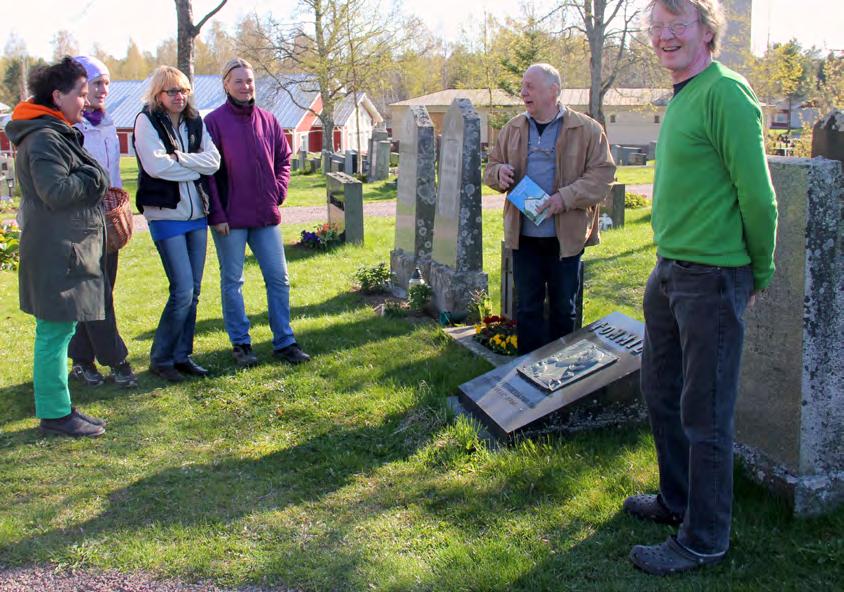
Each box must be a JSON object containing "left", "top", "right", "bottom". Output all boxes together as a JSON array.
[
  {"left": 457, "top": 312, "right": 646, "bottom": 439},
  {"left": 390, "top": 152, "right": 400, "bottom": 167},
  {"left": 610, "top": 144, "right": 622, "bottom": 164},
  {"left": 618, "top": 146, "right": 642, "bottom": 166},
  {"left": 322, "top": 150, "right": 331, "bottom": 173},
  {"left": 390, "top": 106, "right": 437, "bottom": 290},
  {"left": 291, "top": 158, "right": 299, "bottom": 172},
  {"left": 647, "top": 141, "right": 658, "bottom": 161},
  {"left": 344, "top": 150, "right": 356, "bottom": 175},
  {"left": 501, "top": 241, "right": 516, "bottom": 320},
  {"left": 736, "top": 156, "right": 843, "bottom": 516},
  {"left": 298, "top": 149, "right": 307, "bottom": 170},
  {"left": 371, "top": 141, "right": 390, "bottom": 181},
  {"left": 326, "top": 172, "right": 364, "bottom": 244},
  {"left": 602, "top": 183, "right": 625, "bottom": 228},
  {"left": 811, "top": 110, "right": 844, "bottom": 165},
  {"left": 429, "top": 98, "right": 488, "bottom": 317}
]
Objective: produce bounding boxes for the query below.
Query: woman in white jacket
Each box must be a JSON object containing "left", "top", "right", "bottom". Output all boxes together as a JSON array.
[
  {"left": 68, "top": 55, "right": 138, "bottom": 389},
  {"left": 133, "top": 66, "right": 220, "bottom": 382}
]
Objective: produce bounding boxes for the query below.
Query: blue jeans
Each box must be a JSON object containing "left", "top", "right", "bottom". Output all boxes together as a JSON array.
[
  {"left": 150, "top": 227, "right": 207, "bottom": 367},
  {"left": 211, "top": 225, "right": 295, "bottom": 351},
  {"left": 513, "top": 236, "right": 582, "bottom": 354},
  {"left": 641, "top": 257, "right": 753, "bottom": 555}
]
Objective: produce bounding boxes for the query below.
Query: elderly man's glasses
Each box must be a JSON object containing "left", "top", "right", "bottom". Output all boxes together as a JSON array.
[
  {"left": 648, "top": 20, "right": 698, "bottom": 37},
  {"left": 163, "top": 88, "right": 190, "bottom": 97}
]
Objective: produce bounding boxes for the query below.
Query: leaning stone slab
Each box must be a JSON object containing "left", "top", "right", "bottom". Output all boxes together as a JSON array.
[
  {"left": 457, "top": 312, "right": 646, "bottom": 439},
  {"left": 429, "top": 98, "right": 487, "bottom": 317},
  {"left": 391, "top": 105, "right": 437, "bottom": 291},
  {"left": 736, "top": 156, "right": 843, "bottom": 516}
]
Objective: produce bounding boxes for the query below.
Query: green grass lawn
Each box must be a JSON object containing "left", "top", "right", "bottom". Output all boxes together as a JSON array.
[
  {"left": 120, "top": 158, "right": 399, "bottom": 209},
  {"left": 615, "top": 162, "right": 655, "bottom": 186},
  {"left": 1, "top": 208, "right": 841, "bottom": 590}
]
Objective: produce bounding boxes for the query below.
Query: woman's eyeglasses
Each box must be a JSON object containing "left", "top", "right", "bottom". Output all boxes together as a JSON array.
[{"left": 162, "top": 88, "right": 190, "bottom": 97}]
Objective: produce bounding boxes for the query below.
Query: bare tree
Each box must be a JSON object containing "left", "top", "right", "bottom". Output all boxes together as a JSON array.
[
  {"left": 549, "top": 1, "right": 644, "bottom": 128},
  {"left": 174, "top": 0, "right": 229, "bottom": 81},
  {"left": 246, "top": 0, "right": 403, "bottom": 154}
]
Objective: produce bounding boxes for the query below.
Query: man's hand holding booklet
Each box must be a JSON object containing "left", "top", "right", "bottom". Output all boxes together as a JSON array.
[{"left": 506, "top": 175, "right": 551, "bottom": 226}]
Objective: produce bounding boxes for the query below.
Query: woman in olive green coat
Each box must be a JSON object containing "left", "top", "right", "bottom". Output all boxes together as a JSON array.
[{"left": 6, "top": 57, "right": 110, "bottom": 437}]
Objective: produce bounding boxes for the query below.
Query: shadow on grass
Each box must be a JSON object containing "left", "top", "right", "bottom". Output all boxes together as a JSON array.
[
  {"left": 0, "top": 409, "right": 427, "bottom": 582},
  {"left": 0, "top": 376, "right": 175, "bottom": 442},
  {"left": 585, "top": 242, "right": 654, "bottom": 266}
]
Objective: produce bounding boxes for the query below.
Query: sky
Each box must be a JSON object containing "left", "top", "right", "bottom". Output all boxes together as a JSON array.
[{"left": 2, "top": 0, "right": 842, "bottom": 62}]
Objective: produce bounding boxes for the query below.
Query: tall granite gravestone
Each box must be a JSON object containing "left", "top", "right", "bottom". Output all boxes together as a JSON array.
[
  {"left": 390, "top": 106, "right": 437, "bottom": 290},
  {"left": 326, "top": 172, "right": 364, "bottom": 244},
  {"left": 298, "top": 149, "right": 307, "bottom": 170},
  {"left": 457, "top": 312, "right": 646, "bottom": 438},
  {"left": 429, "top": 98, "right": 487, "bottom": 317},
  {"left": 736, "top": 156, "right": 843, "bottom": 516},
  {"left": 371, "top": 141, "right": 391, "bottom": 181}
]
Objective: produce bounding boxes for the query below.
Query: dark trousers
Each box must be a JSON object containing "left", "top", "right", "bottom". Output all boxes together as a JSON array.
[
  {"left": 641, "top": 257, "right": 753, "bottom": 555},
  {"left": 68, "top": 251, "right": 129, "bottom": 368},
  {"left": 512, "top": 236, "right": 582, "bottom": 355}
]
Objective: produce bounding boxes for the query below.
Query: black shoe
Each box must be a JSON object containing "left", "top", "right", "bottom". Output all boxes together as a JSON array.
[
  {"left": 71, "top": 406, "right": 106, "bottom": 427},
  {"left": 69, "top": 362, "right": 105, "bottom": 386},
  {"left": 40, "top": 409, "right": 105, "bottom": 438},
  {"left": 110, "top": 360, "right": 139, "bottom": 388},
  {"left": 174, "top": 356, "right": 209, "bottom": 377},
  {"left": 630, "top": 536, "right": 725, "bottom": 576},
  {"left": 623, "top": 494, "right": 684, "bottom": 526},
  {"left": 232, "top": 343, "right": 259, "bottom": 367},
  {"left": 150, "top": 364, "right": 185, "bottom": 382},
  {"left": 273, "top": 343, "right": 311, "bottom": 365}
]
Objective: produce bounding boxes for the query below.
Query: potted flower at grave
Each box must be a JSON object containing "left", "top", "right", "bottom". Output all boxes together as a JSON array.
[{"left": 473, "top": 315, "right": 518, "bottom": 356}]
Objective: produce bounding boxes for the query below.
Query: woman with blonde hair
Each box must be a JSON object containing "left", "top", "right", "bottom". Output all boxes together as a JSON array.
[{"left": 133, "top": 66, "right": 220, "bottom": 382}]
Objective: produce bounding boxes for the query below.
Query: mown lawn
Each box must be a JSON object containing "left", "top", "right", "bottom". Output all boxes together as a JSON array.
[
  {"left": 0, "top": 207, "right": 841, "bottom": 591},
  {"left": 615, "top": 162, "right": 655, "bottom": 186},
  {"left": 120, "top": 157, "right": 399, "bottom": 209}
]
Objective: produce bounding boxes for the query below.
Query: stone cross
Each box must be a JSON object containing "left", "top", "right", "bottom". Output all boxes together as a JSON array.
[
  {"left": 390, "top": 105, "right": 437, "bottom": 290},
  {"left": 428, "top": 98, "right": 487, "bottom": 317}
]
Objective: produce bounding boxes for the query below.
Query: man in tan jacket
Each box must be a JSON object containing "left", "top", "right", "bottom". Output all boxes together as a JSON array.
[{"left": 484, "top": 63, "right": 615, "bottom": 354}]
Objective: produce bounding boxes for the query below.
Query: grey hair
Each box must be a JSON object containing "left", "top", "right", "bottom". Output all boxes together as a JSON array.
[
  {"left": 526, "top": 63, "right": 562, "bottom": 93},
  {"left": 648, "top": 0, "right": 727, "bottom": 55}
]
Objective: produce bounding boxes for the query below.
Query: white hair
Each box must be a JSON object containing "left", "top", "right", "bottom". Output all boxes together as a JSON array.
[{"left": 526, "top": 63, "right": 562, "bottom": 92}]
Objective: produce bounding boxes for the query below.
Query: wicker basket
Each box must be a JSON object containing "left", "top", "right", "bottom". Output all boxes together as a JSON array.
[{"left": 103, "top": 187, "right": 134, "bottom": 253}]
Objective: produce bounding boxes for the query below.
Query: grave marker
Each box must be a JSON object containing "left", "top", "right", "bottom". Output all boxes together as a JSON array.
[
  {"left": 457, "top": 312, "right": 645, "bottom": 439},
  {"left": 390, "top": 105, "right": 437, "bottom": 290},
  {"left": 326, "top": 172, "right": 364, "bottom": 244},
  {"left": 429, "top": 98, "right": 487, "bottom": 317}
]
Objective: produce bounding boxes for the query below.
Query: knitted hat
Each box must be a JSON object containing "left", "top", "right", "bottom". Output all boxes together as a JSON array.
[{"left": 73, "top": 55, "right": 110, "bottom": 82}]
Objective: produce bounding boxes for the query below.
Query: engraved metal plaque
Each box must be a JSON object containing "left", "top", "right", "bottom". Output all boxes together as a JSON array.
[{"left": 518, "top": 341, "right": 618, "bottom": 392}]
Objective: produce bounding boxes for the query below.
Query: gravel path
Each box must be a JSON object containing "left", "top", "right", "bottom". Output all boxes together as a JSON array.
[
  {"left": 0, "top": 566, "right": 295, "bottom": 592},
  {"left": 132, "top": 184, "right": 652, "bottom": 234}
]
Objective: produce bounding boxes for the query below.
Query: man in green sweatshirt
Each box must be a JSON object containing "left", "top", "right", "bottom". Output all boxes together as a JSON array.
[{"left": 622, "top": 0, "right": 778, "bottom": 575}]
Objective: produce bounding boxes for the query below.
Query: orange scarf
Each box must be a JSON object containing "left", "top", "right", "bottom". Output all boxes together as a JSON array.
[{"left": 11, "top": 99, "right": 73, "bottom": 126}]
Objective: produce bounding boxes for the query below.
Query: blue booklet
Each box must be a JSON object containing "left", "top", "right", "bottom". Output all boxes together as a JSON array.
[{"left": 506, "top": 175, "right": 551, "bottom": 226}]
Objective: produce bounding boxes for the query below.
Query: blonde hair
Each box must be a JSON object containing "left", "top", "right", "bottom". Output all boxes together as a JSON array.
[
  {"left": 222, "top": 57, "right": 254, "bottom": 81},
  {"left": 649, "top": 0, "right": 727, "bottom": 55},
  {"left": 143, "top": 66, "right": 198, "bottom": 117}
]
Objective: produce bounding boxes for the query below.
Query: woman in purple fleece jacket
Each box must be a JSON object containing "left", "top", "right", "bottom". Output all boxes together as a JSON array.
[{"left": 205, "top": 58, "right": 310, "bottom": 367}]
